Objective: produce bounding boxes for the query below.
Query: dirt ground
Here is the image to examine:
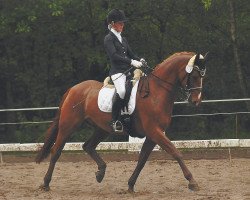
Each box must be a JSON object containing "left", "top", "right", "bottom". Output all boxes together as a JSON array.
[{"left": 1, "top": 150, "right": 250, "bottom": 200}]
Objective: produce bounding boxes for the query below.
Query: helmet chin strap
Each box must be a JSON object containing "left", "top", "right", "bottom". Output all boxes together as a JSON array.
[
  {"left": 108, "top": 21, "right": 115, "bottom": 30},
  {"left": 108, "top": 21, "right": 114, "bottom": 30},
  {"left": 108, "top": 24, "right": 112, "bottom": 30}
]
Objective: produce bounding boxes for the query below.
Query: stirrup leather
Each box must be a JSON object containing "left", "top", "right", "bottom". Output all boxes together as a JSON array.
[{"left": 111, "top": 120, "right": 123, "bottom": 133}]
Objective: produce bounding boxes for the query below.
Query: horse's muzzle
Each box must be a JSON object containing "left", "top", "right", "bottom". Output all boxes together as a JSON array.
[{"left": 188, "top": 94, "right": 202, "bottom": 106}]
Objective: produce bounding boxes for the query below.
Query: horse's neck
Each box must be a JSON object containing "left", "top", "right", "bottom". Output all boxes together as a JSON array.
[
  {"left": 152, "top": 62, "right": 179, "bottom": 92},
  {"left": 143, "top": 54, "right": 191, "bottom": 116},
  {"left": 147, "top": 59, "right": 184, "bottom": 112},
  {"left": 146, "top": 70, "right": 175, "bottom": 114}
]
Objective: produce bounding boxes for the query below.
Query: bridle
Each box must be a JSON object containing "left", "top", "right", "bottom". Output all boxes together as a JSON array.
[
  {"left": 141, "top": 61, "right": 206, "bottom": 101},
  {"left": 182, "top": 65, "right": 206, "bottom": 101},
  {"left": 184, "top": 65, "right": 206, "bottom": 92}
]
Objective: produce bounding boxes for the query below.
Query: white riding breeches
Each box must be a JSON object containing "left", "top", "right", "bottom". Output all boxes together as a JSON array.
[{"left": 111, "top": 73, "right": 126, "bottom": 99}]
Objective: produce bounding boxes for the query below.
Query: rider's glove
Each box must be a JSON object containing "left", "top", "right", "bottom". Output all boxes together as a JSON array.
[
  {"left": 140, "top": 58, "right": 147, "bottom": 65},
  {"left": 131, "top": 59, "right": 142, "bottom": 68}
]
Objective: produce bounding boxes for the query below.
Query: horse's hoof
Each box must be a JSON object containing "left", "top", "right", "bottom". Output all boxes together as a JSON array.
[
  {"left": 188, "top": 182, "right": 199, "bottom": 191},
  {"left": 39, "top": 184, "right": 50, "bottom": 191},
  {"left": 95, "top": 169, "right": 105, "bottom": 183},
  {"left": 128, "top": 186, "right": 135, "bottom": 193}
]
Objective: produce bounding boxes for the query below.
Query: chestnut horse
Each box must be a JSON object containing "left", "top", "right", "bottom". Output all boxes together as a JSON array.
[{"left": 36, "top": 52, "right": 207, "bottom": 192}]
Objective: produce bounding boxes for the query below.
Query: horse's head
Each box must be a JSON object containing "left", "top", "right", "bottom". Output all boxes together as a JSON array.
[{"left": 180, "top": 53, "right": 208, "bottom": 106}]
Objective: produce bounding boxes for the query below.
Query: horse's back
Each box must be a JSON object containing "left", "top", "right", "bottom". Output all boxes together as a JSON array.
[
  {"left": 61, "top": 80, "right": 102, "bottom": 110},
  {"left": 72, "top": 80, "right": 103, "bottom": 91},
  {"left": 70, "top": 80, "right": 101, "bottom": 98}
]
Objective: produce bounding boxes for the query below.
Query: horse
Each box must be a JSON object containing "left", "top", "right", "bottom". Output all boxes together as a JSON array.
[{"left": 35, "top": 51, "right": 208, "bottom": 192}]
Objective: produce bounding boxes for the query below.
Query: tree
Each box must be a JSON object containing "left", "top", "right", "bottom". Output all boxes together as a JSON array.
[{"left": 228, "top": 0, "right": 250, "bottom": 110}]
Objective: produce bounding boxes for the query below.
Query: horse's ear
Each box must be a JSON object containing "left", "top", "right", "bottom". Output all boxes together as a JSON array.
[
  {"left": 204, "top": 52, "right": 209, "bottom": 63},
  {"left": 194, "top": 53, "right": 200, "bottom": 65}
]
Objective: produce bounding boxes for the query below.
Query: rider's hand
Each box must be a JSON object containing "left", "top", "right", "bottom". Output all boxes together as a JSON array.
[
  {"left": 131, "top": 59, "right": 142, "bottom": 68},
  {"left": 140, "top": 58, "right": 146, "bottom": 62},
  {"left": 140, "top": 58, "right": 147, "bottom": 66}
]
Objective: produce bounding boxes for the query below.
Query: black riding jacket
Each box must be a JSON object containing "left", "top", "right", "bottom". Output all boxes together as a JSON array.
[{"left": 104, "top": 31, "right": 140, "bottom": 76}]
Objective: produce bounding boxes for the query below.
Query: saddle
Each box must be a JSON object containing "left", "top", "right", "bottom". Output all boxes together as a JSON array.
[
  {"left": 98, "top": 69, "right": 145, "bottom": 138},
  {"left": 102, "top": 69, "right": 143, "bottom": 112}
]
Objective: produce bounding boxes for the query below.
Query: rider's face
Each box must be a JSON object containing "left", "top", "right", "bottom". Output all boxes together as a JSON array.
[{"left": 113, "top": 22, "right": 124, "bottom": 33}]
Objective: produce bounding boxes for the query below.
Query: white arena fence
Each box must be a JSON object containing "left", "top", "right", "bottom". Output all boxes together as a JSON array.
[
  {"left": 0, "top": 139, "right": 250, "bottom": 163},
  {"left": 0, "top": 139, "right": 250, "bottom": 152},
  {"left": 0, "top": 98, "right": 250, "bottom": 161}
]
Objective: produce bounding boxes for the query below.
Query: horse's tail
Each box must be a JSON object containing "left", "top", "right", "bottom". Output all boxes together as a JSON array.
[{"left": 35, "top": 89, "right": 70, "bottom": 163}]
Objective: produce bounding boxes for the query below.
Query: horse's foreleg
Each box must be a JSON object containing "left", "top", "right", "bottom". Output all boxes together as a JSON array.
[
  {"left": 82, "top": 128, "right": 108, "bottom": 183},
  {"left": 150, "top": 129, "right": 199, "bottom": 191},
  {"left": 40, "top": 135, "right": 67, "bottom": 191},
  {"left": 128, "top": 137, "right": 156, "bottom": 193}
]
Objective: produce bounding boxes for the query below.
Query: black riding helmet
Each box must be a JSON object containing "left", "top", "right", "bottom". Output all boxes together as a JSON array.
[{"left": 107, "top": 9, "right": 128, "bottom": 24}]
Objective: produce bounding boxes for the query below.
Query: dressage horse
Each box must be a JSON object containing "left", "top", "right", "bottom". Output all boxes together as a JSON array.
[{"left": 36, "top": 52, "right": 207, "bottom": 192}]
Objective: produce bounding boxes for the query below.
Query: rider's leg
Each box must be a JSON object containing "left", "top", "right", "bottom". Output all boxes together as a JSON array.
[
  {"left": 111, "top": 93, "right": 123, "bottom": 131},
  {"left": 110, "top": 73, "right": 126, "bottom": 132}
]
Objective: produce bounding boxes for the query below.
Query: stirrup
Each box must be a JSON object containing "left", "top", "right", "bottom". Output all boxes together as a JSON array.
[{"left": 111, "top": 120, "right": 123, "bottom": 133}]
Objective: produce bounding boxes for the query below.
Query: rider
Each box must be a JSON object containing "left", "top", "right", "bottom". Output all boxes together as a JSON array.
[{"left": 104, "top": 9, "right": 143, "bottom": 133}]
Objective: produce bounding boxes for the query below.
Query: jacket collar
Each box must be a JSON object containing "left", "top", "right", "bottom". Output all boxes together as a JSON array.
[
  {"left": 109, "top": 31, "right": 124, "bottom": 44},
  {"left": 111, "top": 28, "right": 121, "bottom": 39}
]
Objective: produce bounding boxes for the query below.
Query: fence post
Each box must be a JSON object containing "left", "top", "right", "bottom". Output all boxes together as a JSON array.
[
  {"left": 235, "top": 113, "right": 238, "bottom": 138},
  {"left": 0, "top": 152, "right": 3, "bottom": 164}
]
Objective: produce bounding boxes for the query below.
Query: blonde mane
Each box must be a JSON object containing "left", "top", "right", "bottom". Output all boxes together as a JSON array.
[
  {"left": 164, "top": 52, "right": 195, "bottom": 63},
  {"left": 154, "top": 52, "right": 195, "bottom": 71}
]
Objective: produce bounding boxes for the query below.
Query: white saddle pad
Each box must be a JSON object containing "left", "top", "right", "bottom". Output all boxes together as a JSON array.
[{"left": 98, "top": 81, "right": 139, "bottom": 115}]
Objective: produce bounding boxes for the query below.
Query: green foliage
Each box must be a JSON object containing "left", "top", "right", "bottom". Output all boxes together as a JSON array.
[{"left": 202, "top": 0, "right": 212, "bottom": 10}]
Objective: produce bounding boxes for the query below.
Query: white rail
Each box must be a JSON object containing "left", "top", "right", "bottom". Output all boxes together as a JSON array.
[
  {"left": 1, "top": 98, "right": 250, "bottom": 112},
  {"left": 175, "top": 98, "right": 250, "bottom": 104},
  {"left": 0, "top": 139, "right": 250, "bottom": 152}
]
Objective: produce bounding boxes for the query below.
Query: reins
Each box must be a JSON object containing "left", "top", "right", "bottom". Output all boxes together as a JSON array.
[
  {"left": 140, "top": 60, "right": 204, "bottom": 100},
  {"left": 141, "top": 62, "right": 180, "bottom": 93}
]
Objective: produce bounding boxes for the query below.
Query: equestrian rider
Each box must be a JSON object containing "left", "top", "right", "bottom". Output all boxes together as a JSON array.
[{"left": 104, "top": 9, "right": 143, "bottom": 133}]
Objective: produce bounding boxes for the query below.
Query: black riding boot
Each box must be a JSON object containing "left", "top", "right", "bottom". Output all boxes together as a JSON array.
[{"left": 110, "top": 93, "right": 124, "bottom": 133}]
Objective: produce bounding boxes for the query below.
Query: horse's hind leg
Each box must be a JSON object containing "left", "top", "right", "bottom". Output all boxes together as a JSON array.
[
  {"left": 82, "top": 127, "right": 108, "bottom": 183},
  {"left": 150, "top": 128, "right": 199, "bottom": 191},
  {"left": 40, "top": 110, "right": 84, "bottom": 191},
  {"left": 40, "top": 130, "right": 68, "bottom": 191},
  {"left": 128, "top": 137, "right": 156, "bottom": 192}
]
